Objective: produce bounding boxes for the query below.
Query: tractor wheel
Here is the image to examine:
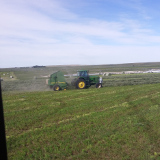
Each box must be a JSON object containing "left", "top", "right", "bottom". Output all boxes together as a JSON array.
[
  {"left": 53, "top": 85, "right": 61, "bottom": 91},
  {"left": 96, "top": 83, "right": 102, "bottom": 88},
  {"left": 76, "top": 79, "right": 86, "bottom": 89}
]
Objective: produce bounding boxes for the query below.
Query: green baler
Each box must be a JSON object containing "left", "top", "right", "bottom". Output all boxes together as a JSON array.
[{"left": 46, "top": 71, "right": 67, "bottom": 91}]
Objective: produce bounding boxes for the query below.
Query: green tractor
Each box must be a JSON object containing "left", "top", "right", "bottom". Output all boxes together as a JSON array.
[{"left": 72, "top": 70, "right": 102, "bottom": 89}]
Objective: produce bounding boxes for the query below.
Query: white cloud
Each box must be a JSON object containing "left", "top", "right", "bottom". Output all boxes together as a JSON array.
[
  {"left": 0, "top": 0, "right": 159, "bottom": 45},
  {"left": 0, "top": 0, "right": 160, "bottom": 67},
  {"left": 1, "top": 43, "right": 160, "bottom": 68}
]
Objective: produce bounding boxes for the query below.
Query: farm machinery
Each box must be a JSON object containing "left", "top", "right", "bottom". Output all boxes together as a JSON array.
[
  {"left": 46, "top": 70, "right": 102, "bottom": 91},
  {"left": 46, "top": 71, "right": 67, "bottom": 91},
  {"left": 71, "top": 70, "right": 102, "bottom": 89}
]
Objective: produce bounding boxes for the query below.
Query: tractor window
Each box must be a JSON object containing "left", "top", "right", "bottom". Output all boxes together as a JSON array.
[
  {"left": 77, "top": 71, "right": 88, "bottom": 77},
  {"left": 81, "top": 72, "right": 85, "bottom": 77},
  {"left": 84, "top": 72, "right": 88, "bottom": 77},
  {"left": 81, "top": 71, "right": 87, "bottom": 77}
]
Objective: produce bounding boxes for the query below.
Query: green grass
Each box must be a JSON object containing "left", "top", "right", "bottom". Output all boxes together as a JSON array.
[
  {"left": 1, "top": 68, "right": 160, "bottom": 92},
  {"left": 1, "top": 62, "right": 160, "bottom": 92},
  {"left": 3, "top": 83, "right": 160, "bottom": 159},
  {"left": 0, "top": 72, "right": 17, "bottom": 81},
  {"left": 102, "top": 73, "right": 160, "bottom": 87}
]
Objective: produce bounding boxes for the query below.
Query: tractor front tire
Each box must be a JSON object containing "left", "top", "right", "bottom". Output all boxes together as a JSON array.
[
  {"left": 53, "top": 85, "right": 61, "bottom": 91},
  {"left": 76, "top": 79, "right": 86, "bottom": 89},
  {"left": 96, "top": 83, "right": 102, "bottom": 88}
]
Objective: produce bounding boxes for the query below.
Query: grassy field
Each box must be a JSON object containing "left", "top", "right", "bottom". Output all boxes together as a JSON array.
[
  {"left": 1, "top": 62, "right": 160, "bottom": 92},
  {"left": 1, "top": 62, "right": 160, "bottom": 159},
  {"left": 3, "top": 83, "right": 160, "bottom": 160},
  {"left": 102, "top": 73, "right": 160, "bottom": 87}
]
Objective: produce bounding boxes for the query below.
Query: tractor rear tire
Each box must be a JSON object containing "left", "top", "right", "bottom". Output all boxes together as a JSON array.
[
  {"left": 76, "top": 79, "right": 86, "bottom": 89},
  {"left": 96, "top": 83, "right": 102, "bottom": 88},
  {"left": 53, "top": 85, "right": 61, "bottom": 91}
]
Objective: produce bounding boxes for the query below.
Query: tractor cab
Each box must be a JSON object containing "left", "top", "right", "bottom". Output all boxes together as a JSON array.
[{"left": 77, "top": 70, "right": 89, "bottom": 77}]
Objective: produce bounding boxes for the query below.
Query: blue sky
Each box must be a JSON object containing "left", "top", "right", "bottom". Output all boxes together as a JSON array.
[{"left": 1, "top": 0, "right": 160, "bottom": 68}]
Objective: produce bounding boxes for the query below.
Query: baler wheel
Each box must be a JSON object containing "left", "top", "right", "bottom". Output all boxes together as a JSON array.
[{"left": 53, "top": 85, "right": 60, "bottom": 91}]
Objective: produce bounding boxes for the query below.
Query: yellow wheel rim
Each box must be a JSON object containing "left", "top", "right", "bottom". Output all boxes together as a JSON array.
[
  {"left": 78, "top": 81, "right": 85, "bottom": 88},
  {"left": 55, "top": 86, "right": 59, "bottom": 91}
]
